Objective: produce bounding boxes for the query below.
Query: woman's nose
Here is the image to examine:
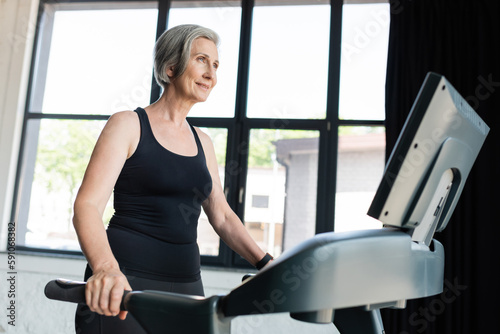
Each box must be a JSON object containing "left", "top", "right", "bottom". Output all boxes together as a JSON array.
[{"left": 204, "top": 66, "right": 216, "bottom": 80}]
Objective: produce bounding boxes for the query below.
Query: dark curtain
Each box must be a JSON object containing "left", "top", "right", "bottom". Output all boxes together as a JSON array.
[
  {"left": 382, "top": 0, "right": 500, "bottom": 333},
  {"left": 383, "top": 0, "right": 500, "bottom": 334}
]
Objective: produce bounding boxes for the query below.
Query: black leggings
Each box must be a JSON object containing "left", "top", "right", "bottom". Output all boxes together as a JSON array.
[{"left": 75, "top": 267, "right": 204, "bottom": 334}]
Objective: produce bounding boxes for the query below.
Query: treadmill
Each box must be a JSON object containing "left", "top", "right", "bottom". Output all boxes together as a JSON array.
[{"left": 45, "top": 72, "right": 489, "bottom": 333}]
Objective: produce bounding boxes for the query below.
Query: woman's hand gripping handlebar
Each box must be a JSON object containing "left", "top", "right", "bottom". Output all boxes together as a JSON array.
[{"left": 44, "top": 278, "right": 131, "bottom": 317}]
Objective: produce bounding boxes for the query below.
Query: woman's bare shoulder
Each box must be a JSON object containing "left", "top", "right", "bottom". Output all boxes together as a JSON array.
[
  {"left": 107, "top": 110, "right": 139, "bottom": 125},
  {"left": 102, "top": 110, "right": 140, "bottom": 135},
  {"left": 97, "top": 110, "right": 140, "bottom": 157},
  {"left": 192, "top": 126, "right": 213, "bottom": 145}
]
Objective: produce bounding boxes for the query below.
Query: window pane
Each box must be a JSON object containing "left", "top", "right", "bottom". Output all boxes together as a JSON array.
[
  {"left": 197, "top": 127, "right": 228, "bottom": 256},
  {"left": 31, "top": 5, "right": 158, "bottom": 115},
  {"left": 339, "top": 3, "right": 390, "bottom": 120},
  {"left": 335, "top": 126, "right": 385, "bottom": 231},
  {"left": 247, "top": 3, "right": 330, "bottom": 119},
  {"left": 17, "top": 119, "right": 108, "bottom": 250},
  {"left": 245, "top": 129, "right": 319, "bottom": 257},
  {"left": 169, "top": 1, "right": 241, "bottom": 118}
]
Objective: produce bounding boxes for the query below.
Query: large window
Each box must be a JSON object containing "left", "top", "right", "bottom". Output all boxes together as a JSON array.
[{"left": 12, "top": 0, "right": 389, "bottom": 267}]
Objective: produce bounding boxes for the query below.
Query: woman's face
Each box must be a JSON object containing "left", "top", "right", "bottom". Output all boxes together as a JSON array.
[{"left": 170, "top": 37, "right": 219, "bottom": 104}]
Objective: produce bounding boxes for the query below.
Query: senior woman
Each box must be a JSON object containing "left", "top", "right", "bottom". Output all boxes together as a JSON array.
[{"left": 73, "top": 24, "right": 272, "bottom": 333}]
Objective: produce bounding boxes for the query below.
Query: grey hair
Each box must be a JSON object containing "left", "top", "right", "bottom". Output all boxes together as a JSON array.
[{"left": 153, "top": 24, "right": 220, "bottom": 89}]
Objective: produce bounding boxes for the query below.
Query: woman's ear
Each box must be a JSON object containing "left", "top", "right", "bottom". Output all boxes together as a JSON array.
[{"left": 166, "top": 66, "right": 175, "bottom": 78}]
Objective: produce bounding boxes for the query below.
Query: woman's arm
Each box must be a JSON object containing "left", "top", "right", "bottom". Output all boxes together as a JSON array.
[
  {"left": 196, "top": 129, "right": 267, "bottom": 267},
  {"left": 73, "top": 110, "right": 139, "bottom": 319}
]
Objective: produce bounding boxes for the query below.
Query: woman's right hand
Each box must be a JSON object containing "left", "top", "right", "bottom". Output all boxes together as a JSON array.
[{"left": 85, "top": 265, "right": 132, "bottom": 320}]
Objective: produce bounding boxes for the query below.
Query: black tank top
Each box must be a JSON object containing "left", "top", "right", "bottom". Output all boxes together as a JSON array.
[{"left": 106, "top": 107, "right": 212, "bottom": 282}]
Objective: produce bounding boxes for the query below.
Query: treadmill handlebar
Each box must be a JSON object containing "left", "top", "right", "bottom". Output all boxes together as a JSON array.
[{"left": 44, "top": 279, "right": 130, "bottom": 311}]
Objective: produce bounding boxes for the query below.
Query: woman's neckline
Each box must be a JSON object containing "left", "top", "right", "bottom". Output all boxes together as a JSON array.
[{"left": 140, "top": 107, "right": 199, "bottom": 158}]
